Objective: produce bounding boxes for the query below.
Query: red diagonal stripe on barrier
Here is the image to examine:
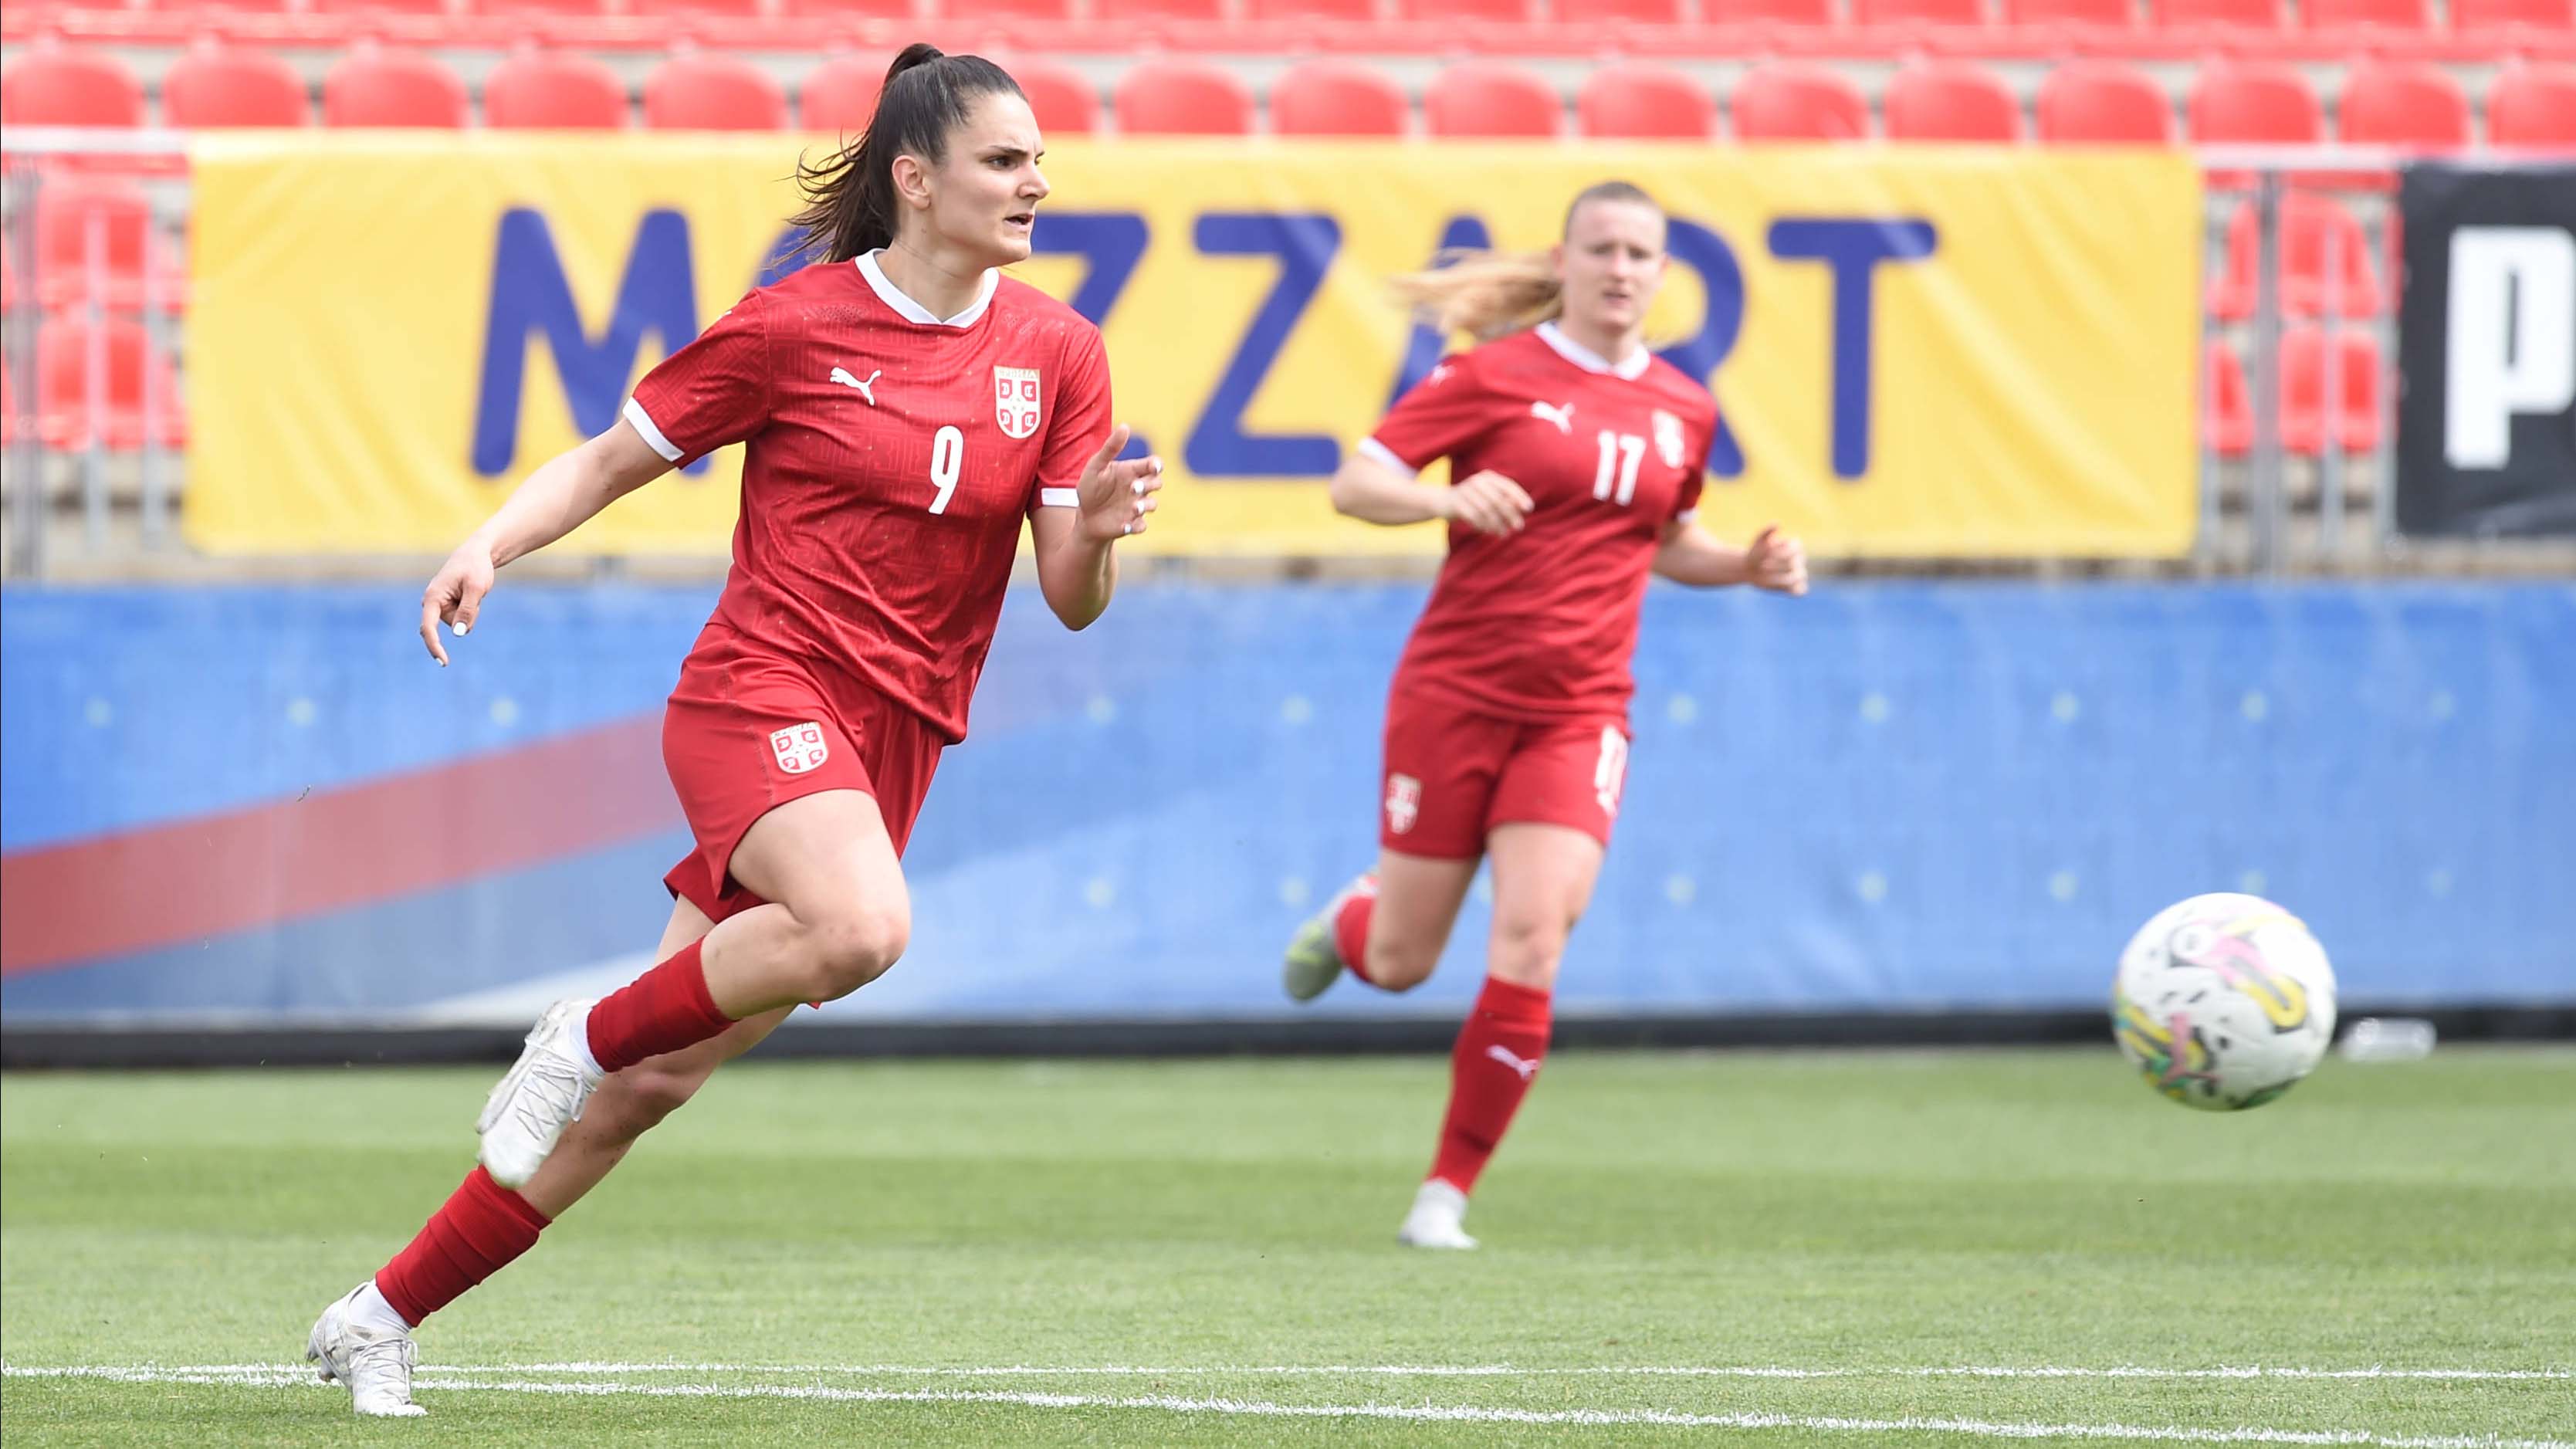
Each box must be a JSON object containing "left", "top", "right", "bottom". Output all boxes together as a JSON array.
[{"left": 0, "top": 715, "right": 679, "bottom": 976}]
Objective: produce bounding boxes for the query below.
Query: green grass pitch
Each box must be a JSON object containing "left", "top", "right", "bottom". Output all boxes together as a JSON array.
[{"left": 3, "top": 1047, "right": 2569, "bottom": 1446}]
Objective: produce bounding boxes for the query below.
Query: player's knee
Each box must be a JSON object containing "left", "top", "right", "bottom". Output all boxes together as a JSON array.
[
  {"left": 802, "top": 901, "right": 911, "bottom": 1000},
  {"left": 1366, "top": 939, "right": 1440, "bottom": 993},
  {"left": 1491, "top": 910, "right": 1571, "bottom": 977}
]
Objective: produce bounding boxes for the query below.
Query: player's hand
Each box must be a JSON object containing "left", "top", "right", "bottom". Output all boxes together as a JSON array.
[
  {"left": 419, "top": 539, "right": 497, "bottom": 667},
  {"left": 1075, "top": 423, "right": 1165, "bottom": 543},
  {"left": 1440, "top": 469, "right": 1534, "bottom": 537},
  {"left": 1744, "top": 523, "right": 1808, "bottom": 596}
]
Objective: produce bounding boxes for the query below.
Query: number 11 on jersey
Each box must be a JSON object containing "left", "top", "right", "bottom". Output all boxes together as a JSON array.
[
  {"left": 1593, "top": 431, "right": 1643, "bottom": 506},
  {"left": 928, "top": 425, "right": 964, "bottom": 515}
]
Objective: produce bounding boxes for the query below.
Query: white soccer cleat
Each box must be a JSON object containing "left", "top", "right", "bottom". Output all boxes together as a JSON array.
[
  {"left": 306, "top": 1285, "right": 426, "bottom": 1417},
  {"left": 476, "top": 997, "right": 602, "bottom": 1190},
  {"left": 1283, "top": 873, "right": 1377, "bottom": 1003},
  {"left": 1397, "top": 1179, "right": 1479, "bottom": 1251}
]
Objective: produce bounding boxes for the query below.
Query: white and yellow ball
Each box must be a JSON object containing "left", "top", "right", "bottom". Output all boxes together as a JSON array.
[{"left": 2112, "top": 894, "right": 2338, "bottom": 1112}]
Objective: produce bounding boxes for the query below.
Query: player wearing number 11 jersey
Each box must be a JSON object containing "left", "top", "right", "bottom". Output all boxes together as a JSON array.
[
  {"left": 1282, "top": 181, "right": 1810, "bottom": 1251},
  {"left": 303, "top": 46, "right": 1163, "bottom": 1417}
]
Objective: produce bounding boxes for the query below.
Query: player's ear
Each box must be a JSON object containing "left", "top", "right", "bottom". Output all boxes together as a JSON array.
[{"left": 889, "top": 152, "right": 933, "bottom": 212}]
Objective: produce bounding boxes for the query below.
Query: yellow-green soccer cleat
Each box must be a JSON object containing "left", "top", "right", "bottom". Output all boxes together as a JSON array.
[{"left": 1282, "top": 873, "right": 1376, "bottom": 1003}]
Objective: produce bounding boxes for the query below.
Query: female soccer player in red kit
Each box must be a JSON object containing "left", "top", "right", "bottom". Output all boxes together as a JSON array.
[
  {"left": 1282, "top": 181, "right": 1808, "bottom": 1250},
  {"left": 301, "top": 46, "right": 1163, "bottom": 1416}
]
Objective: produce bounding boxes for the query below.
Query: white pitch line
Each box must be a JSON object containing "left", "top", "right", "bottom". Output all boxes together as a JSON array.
[
  {"left": 0, "top": 1367, "right": 2566, "bottom": 1449},
  {"left": 12, "top": 1363, "right": 2567, "bottom": 1383}
]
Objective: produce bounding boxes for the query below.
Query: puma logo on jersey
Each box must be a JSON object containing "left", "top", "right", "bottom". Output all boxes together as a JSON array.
[
  {"left": 1529, "top": 400, "right": 1574, "bottom": 434},
  {"left": 1425, "top": 362, "right": 1456, "bottom": 386},
  {"left": 1484, "top": 1044, "right": 1541, "bottom": 1081},
  {"left": 829, "top": 367, "right": 882, "bottom": 405}
]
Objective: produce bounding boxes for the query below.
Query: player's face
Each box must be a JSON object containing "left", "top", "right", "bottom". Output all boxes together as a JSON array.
[
  {"left": 928, "top": 90, "right": 1050, "bottom": 268},
  {"left": 1552, "top": 200, "right": 1667, "bottom": 340}
]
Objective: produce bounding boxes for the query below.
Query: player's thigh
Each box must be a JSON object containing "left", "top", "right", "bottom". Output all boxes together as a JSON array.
[
  {"left": 726, "top": 787, "right": 912, "bottom": 944},
  {"left": 1366, "top": 848, "right": 1479, "bottom": 980},
  {"left": 1484, "top": 821, "right": 1606, "bottom": 987}
]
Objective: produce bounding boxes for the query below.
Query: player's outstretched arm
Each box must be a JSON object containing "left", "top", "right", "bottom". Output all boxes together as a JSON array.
[
  {"left": 1651, "top": 521, "right": 1809, "bottom": 594},
  {"left": 1329, "top": 449, "right": 1531, "bottom": 535},
  {"left": 418, "top": 421, "right": 676, "bottom": 665},
  {"left": 1031, "top": 422, "right": 1163, "bottom": 631}
]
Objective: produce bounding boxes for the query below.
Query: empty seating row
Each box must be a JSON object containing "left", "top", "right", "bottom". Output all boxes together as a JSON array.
[
  {"left": 2205, "top": 327, "right": 2384, "bottom": 456},
  {"left": 7, "top": 40, "right": 2574, "bottom": 147}
]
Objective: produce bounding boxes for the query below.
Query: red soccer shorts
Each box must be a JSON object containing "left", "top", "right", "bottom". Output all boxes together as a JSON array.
[
  {"left": 1378, "top": 684, "right": 1631, "bottom": 858},
  {"left": 660, "top": 625, "right": 944, "bottom": 925}
]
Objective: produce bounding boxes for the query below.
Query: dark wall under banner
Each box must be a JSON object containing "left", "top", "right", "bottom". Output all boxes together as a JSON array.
[{"left": 2396, "top": 164, "right": 2576, "bottom": 539}]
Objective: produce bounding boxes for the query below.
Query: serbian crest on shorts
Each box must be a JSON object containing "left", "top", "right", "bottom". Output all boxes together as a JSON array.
[
  {"left": 1385, "top": 774, "right": 1422, "bottom": 835},
  {"left": 994, "top": 366, "right": 1043, "bottom": 440},
  {"left": 770, "top": 723, "right": 829, "bottom": 776},
  {"left": 1651, "top": 409, "right": 1686, "bottom": 469}
]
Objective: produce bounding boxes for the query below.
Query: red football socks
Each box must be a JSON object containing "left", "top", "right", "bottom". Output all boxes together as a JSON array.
[
  {"left": 374, "top": 1166, "right": 550, "bottom": 1326},
  {"left": 584, "top": 939, "right": 734, "bottom": 1075},
  {"left": 1429, "top": 975, "right": 1554, "bottom": 1195},
  {"left": 1333, "top": 879, "right": 1382, "bottom": 987}
]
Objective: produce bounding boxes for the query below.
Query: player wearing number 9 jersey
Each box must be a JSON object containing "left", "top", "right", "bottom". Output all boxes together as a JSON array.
[
  {"left": 1281, "top": 181, "right": 1809, "bottom": 1251},
  {"left": 303, "top": 46, "right": 1163, "bottom": 1417}
]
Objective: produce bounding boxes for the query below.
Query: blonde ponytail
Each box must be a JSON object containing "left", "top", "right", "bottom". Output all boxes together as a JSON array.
[
  {"left": 1388, "top": 178, "right": 1664, "bottom": 343},
  {"left": 1390, "top": 249, "right": 1563, "bottom": 341}
]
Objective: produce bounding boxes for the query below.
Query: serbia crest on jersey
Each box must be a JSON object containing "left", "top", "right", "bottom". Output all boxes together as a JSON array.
[{"left": 995, "top": 366, "right": 1043, "bottom": 440}]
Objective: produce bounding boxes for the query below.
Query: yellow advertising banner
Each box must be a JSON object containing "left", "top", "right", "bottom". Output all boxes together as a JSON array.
[{"left": 184, "top": 134, "right": 2200, "bottom": 557}]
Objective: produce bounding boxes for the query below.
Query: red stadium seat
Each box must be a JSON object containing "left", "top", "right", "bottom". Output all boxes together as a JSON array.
[
  {"left": 780, "top": 0, "right": 918, "bottom": 16},
  {"left": 485, "top": 49, "right": 631, "bottom": 130},
  {"left": 1576, "top": 63, "right": 1715, "bottom": 140},
  {"left": 322, "top": 46, "right": 469, "bottom": 129},
  {"left": 2278, "top": 326, "right": 2381, "bottom": 455},
  {"left": 2210, "top": 191, "right": 2381, "bottom": 322},
  {"left": 479, "top": 0, "right": 616, "bottom": 15},
  {"left": 628, "top": 0, "right": 767, "bottom": 15},
  {"left": 2034, "top": 61, "right": 2171, "bottom": 144},
  {"left": 37, "top": 319, "right": 185, "bottom": 452},
  {"left": 1704, "top": 0, "right": 1838, "bottom": 22},
  {"left": 1270, "top": 60, "right": 1410, "bottom": 137},
  {"left": 2204, "top": 340, "right": 2252, "bottom": 459},
  {"left": 1113, "top": 59, "right": 1252, "bottom": 135},
  {"left": 34, "top": 179, "right": 182, "bottom": 313},
  {"left": 2451, "top": 0, "right": 2574, "bottom": 34},
  {"left": 2154, "top": 0, "right": 2286, "bottom": 29},
  {"left": 1012, "top": 58, "right": 1100, "bottom": 136},
  {"left": 1250, "top": 0, "right": 1378, "bottom": 16},
  {"left": 2005, "top": 0, "right": 2137, "bottom": 32},
  {"left": 2488, "top": 66, "right": 2576, "bottom": 151},
  {"left": 2303, "top": 0, "right": 2429, "bottom": 31},
  {"left": 2337, "top": 59, "right": 2469, "bottom": 153},
  {"left": 0, "top": 43, "right": 144, "bottom": 129},
  {"left": 1095, "top": 0, "right": 1227, "bottom": 19},
  {"left": 2191, "top": 62, "right": 2322, "bottom": 144},
  {"left": 798, "top": 53, "right": 885, "bottom": 136},
  {"left": 161, "top": 41, "right": 308, "bottom": 129},
  {"left": 1556, "top": 0, "right": 1687, "bottom": 20},
  {"left": 1884, "top": 62, "right": 2021, "bottom": 142},
  {"left": 1424, "top": 61, "right": 1560, "bottom": 138},
  {"left": 1406, "top": 0, "right": 1537, "bottom": 19},
  {"left": 645, "top": 53, "right": 787, "bottom": 131},
  {"left": 1857, "top": 0, "right": 1988, "bottom": 29},
  {"left": 1732, "top": 64, "right": 1870, "bottom": 140}
]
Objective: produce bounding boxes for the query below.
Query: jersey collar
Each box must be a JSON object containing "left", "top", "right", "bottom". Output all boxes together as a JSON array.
[
  {"left": 1535, "top": 320, "right": 1652, "bottom": 381},
  {"left": 855, "top": 250, "right": 999, "bottom": 329}
]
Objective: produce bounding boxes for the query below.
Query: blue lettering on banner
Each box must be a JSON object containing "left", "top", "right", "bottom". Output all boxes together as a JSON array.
[
  {"left": 1385, "top": 215, "right": 1494, "bottom": 407},
  {"left": 1657, "top": 218, "right": 1748, "bottom": 479},
  {"left": 1033, "top": 212, "right": 1155, "bottom": 461},
  {"left": 1767, "top": 218, "right": 1939, "bottom": 479},
  {"left": 472, "top": 208, "right": 704, "bottom": 478},
  {"left": 1188, "top": 213, "right": 1344, "bottom": 479}
]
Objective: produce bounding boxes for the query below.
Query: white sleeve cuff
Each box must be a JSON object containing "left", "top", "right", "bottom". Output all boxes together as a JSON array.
[
  {"left": 622, "top": 397, "right": 682, "bottom": 462},
  {"left": 1038, "top": 486, "right": 1078, "bottom": 508},
  {"left": 1674, "top": 507, "right": 1698, "bottom": 524},
  {"left": 1356, "top": 437, "right": 1419, "bottom": 476}
]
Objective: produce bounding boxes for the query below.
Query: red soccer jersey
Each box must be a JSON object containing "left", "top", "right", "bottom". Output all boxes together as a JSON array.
[
  {"left": 626, "top": 252, "right": 1111, "bottom": 742},
  {"left": 1363, "top": 323, "right": 1718, "bottom": 722}
]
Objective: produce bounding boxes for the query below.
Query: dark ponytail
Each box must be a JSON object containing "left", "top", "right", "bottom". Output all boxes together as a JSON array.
[{"left": 785, "top": 45, "right": 1026, "bottom": 266}]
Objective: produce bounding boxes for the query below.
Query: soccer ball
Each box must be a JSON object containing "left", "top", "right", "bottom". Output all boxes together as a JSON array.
[{"left": 2111, "top": 893, "right": 2337, "bottom": 1112}]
